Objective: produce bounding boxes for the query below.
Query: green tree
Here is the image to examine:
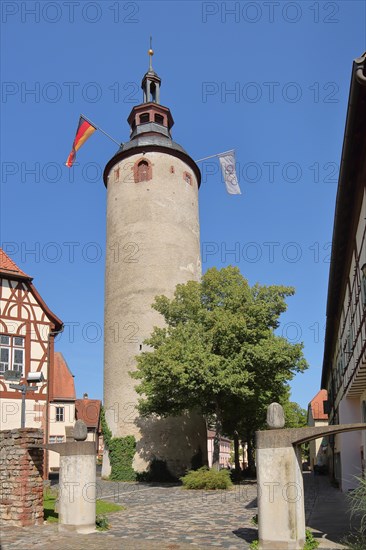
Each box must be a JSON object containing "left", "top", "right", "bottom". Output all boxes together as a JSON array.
[
  {"left": 282, "top": 399, "right": 307, "bottom": 428},
  {"left": 131, "top": 266, "right": 308, "bottom": 469}
]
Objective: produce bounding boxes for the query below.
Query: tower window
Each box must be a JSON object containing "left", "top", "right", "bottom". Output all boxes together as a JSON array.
[
  {"left": 183, "top": 172, "right": 192, "bottom": 185},
  {"left": 154, "top": 114, "right": 164, "bottom": 125},
  {"left": 139, "top": 113, "right": 150, "bottom": 124},
  {"left": 134, "top": 159, "right": 152, "bottom": 183},
  {"left": 150, "top": 82, "right": 156, "bottom": 102}
]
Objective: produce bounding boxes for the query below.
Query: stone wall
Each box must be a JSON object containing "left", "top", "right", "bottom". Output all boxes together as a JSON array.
[{"left": 0, "top": 428, "right": 44, "bottom": 526}]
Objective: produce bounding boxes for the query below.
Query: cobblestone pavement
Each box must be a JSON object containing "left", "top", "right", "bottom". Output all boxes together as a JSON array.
[
  {"left": 1, "top": 480, "right": 257, "bottom": 549},
  {"left": 0, "top": 474, "right": 352, "bottom": 549}
]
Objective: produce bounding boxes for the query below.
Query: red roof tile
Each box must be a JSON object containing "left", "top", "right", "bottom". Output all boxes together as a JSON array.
[
  {"left": 75, "top": 398, "right": 101, "bottom": 429},
  {"left": 309, "top": 389, "right": 328, "bottom": 420},
  {"left": 50, "top": 352, "right": 76, "bottom": 401},
  {"left": 0, "top": 248, "right": 31, "bottom": 279}
]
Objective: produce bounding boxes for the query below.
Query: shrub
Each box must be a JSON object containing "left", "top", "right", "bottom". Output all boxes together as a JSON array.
[
  {"left": 180, "top": 467, "right": 233, "bottom": 490},
  {"left": 342, "top": 476, "right": 366, "bottom": 549},
  {"left": 304, "top": 529, "right": 319, "bottom": 550},
  {"left": 96, "top": 514, "right": 109, "bottom": 531}
]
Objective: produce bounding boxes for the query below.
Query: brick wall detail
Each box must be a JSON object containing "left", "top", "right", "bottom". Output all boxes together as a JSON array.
[{"left": 0, "top": 428, "right": 44, "bottom": 526}]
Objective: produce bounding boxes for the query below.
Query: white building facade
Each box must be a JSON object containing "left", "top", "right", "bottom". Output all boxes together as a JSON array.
[{"left": 321, "top": 54, "right": 366, "bottom": 491}]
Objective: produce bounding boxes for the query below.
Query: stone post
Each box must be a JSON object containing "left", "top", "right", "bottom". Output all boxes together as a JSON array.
[
  {"left": 256, "top": 403, "right": 366, "bottom": 550},
  {"left": 45, "top": 420, "right": 96, "bottom": 534},
  {"left": 257, "top": 443, "right": 305, "bottom": 549}
]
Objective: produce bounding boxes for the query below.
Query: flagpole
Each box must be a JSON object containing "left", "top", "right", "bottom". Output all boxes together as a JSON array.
[
  {"left": 195, "top": 149, "right": 235, "bottom": 163},
  {"left": 81, "top": 114, "right": 122, "bottom": 147}
]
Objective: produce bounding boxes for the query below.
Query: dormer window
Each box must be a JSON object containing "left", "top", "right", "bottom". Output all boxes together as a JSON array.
[
  {"left": 139, "top": 113, "right": 150, "bottom": 124},
  {"left": 134, "top": 159, "right": 152, "bottom": 183}
]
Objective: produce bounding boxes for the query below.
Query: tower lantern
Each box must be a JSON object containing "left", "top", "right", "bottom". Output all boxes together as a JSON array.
[
  {"left": 102, "top": 48, "right": 207, "bottom": 478},
  {"left": 141, "top": 46, "right": 161, "bottom": 103}
]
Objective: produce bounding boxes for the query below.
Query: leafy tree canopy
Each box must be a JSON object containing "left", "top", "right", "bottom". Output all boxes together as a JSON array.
[{"left": 131, "top": 266, "right": 308, "bottom": 465}]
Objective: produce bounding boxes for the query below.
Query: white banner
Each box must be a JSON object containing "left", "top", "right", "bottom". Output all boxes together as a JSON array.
[{"left": 218, "top": 151, "right": 241, "bottom": 195}]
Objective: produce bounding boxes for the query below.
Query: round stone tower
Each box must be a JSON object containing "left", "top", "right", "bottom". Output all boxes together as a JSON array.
[{"left": 102, "top": 51, "right": 208, "bottom": 477}]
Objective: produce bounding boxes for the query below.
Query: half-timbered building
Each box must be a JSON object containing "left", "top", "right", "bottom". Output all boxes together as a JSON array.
[{"left": 0, "top": 248, "right": 66, "bottom": 472}]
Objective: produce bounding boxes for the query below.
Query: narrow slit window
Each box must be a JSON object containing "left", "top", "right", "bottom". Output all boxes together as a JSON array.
[
  {"left": 184, "top": 172, "right": 192, "bottom": 185},
  {"left": 150, "top": 82, "right": 156, "bottom": 102}
]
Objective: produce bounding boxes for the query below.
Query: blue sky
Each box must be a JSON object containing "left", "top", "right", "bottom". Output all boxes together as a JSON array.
[{"left": 1, "top": 1, "right": 365, "bottom": 410}]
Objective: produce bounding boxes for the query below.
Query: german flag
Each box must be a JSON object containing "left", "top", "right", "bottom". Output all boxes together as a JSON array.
[{"left": 65, "top": 116, "right": 97, "bottom": 168}]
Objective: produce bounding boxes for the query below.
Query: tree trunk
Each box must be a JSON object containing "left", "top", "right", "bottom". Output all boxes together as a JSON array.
[
  {"left": 233, "top": 431, "right": 240, "bottom": 471},
  {"left": 233, "top": 430, "right": 241, "bottom": 481},
  {"left": 212, "top": 403, "right": 222, "bottom": 470},
  {"left": 240, "top": 440, "right": 246, "bottom": 469},
  {"left": 247, "top": 429, "right": 255, "bottom": 475}
]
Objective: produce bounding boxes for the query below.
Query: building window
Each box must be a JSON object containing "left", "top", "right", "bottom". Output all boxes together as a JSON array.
[
  {"left": 183, "top": 172, "right": 192, "bottom": 185},
  {"left": 361, "top": 264, "right": 366, "bottom": 305},
  {"left": 137, "top": 161, "right": 149, "bottom": 182},
  {"left": 49, "top": 435, "right": 64, "bottom": 444},
  {"left": 139, "top": 113, "right": 150, "bottom": 124},
  {"left": 346, "top": 327, "right": 354, "bottom": 355},
  {"left": 55, "top": 407, "right": 64, "bottom": 422},
  {"left": 0, "top": 334, "right": 24, "bottom": 375},
  {"left": 134, "top": 159, "right": 152, "bottom": 183},
  {"left": 362, "top": 401, "right": 366, "bottom": 423},
  {"left": 154, "top": 114, "right": 164, "bottom": 125},
  {"left": 150, "top": 82, "right": 157, "bottom": 102}
]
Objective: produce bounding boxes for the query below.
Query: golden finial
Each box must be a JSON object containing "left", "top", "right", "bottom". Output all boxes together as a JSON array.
[{"left": 148, "top": 36, "right": 154, "bottom": 70}]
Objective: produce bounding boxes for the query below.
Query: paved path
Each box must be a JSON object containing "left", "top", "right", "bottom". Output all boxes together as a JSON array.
[
  {"left": 304, "top": 473, "right": 354, "bottom": 549},
  {"left": 0, "top": 474, "right": 355, "bottom": 549}
]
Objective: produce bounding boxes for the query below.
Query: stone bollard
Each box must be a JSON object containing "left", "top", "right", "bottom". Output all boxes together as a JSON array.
[
  {"left": 256, "top": 404, "right": 305, "bottom": 550},
  {"left": 45, "top": 420, "right": 96, "bottom": 534},
  {"left": 256, "top": 403, "right": 366, "bottom": 550}
]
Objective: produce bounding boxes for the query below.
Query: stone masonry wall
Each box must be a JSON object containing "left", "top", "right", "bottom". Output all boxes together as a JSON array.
[{"left": 0, "top": 428, "right": 44, "bottom": 526}]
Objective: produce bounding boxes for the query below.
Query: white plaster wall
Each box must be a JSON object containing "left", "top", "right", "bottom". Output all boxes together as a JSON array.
[
  {"left": 48, "top": 402, "right": 76, "bottom": 469},
  {"left": 337, "top": 397, "right": 362, "bottom": 491},
  {"left": 0, "top": 397, "right": 46, "bottom": 430}
]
